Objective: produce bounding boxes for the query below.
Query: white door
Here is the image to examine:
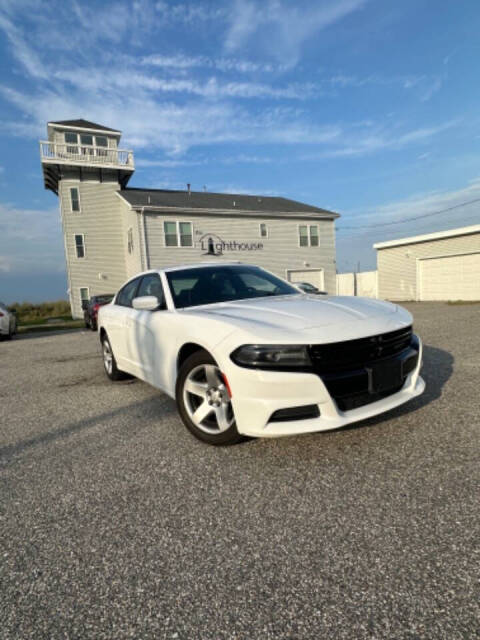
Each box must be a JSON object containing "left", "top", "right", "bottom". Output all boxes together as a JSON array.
[
  {"left": 287, "top": 269, "right": 325, "bottom": 290},
  {"left": 419, "top": 252, "right": 480, "bottom": 300}
]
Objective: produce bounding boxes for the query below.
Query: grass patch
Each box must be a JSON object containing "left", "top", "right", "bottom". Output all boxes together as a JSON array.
[{"left": 17, "top": 320, "right": 85, "bottom": 334}]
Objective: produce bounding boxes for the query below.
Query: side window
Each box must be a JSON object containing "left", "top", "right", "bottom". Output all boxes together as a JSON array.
[
  {"left": 127, "top": 227, "right": 134, "bottom": 254},
  {"left": 137, "top": 274, "right": 166, "bottom": 308},
  {"left": 74, "top": 234, "right": 85, "bottom": 258},
  {"left": 70, "top": 187, "right": 80, "bottom": 212},
  {"left": 299, "top": 225, "right": 308, "bottom": 247},
  {"left": 116, "top": 278, "right": 141, "bottom": 307},
  {"left": 259, "top": 223, "right": 268, "bottom": 238}
]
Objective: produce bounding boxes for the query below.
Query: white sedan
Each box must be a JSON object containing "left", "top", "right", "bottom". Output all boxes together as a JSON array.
[
  {"left": 98, "top": 263, "right": 425, "bottom": 445},
  {"left": 0, "top": 301, "right": 17, "bottom": 340}
]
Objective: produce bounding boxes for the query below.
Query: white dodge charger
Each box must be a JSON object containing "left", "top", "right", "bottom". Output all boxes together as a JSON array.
[{"left": 98, "top": 263, "right": 425, "bottom": 445}]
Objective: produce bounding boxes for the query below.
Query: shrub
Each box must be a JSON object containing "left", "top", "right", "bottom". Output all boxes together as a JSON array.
[{"left": 7, "top": 300, "right": 72, "bottom": 325}]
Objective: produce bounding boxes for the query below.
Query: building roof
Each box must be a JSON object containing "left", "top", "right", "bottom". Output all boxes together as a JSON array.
[
  {"left": 48, "top": 119, "right": 121, "bottom": 133},
  {"left": 373, "top": 224, "right": 480, "bottom": 250},
  {"left": 118, "top": 188, "right": 340, "bottom": 218}
]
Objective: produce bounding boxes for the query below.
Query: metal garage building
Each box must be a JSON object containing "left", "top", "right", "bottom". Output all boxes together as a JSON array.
[{"left": 374, "top": 224, "right": 480, "bottom": 301}]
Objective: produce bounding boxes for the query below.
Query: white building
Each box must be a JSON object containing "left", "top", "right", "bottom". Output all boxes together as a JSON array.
[
  {"left": 40, "top": 119, "right": 340, "bottom": 317},
  {"left": 374, "top": 225, "right": 480, "bottom": 301}
]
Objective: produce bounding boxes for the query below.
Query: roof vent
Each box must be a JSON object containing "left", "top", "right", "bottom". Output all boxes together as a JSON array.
[
  {"left": 233, "top": 200, "right": 236, "bottom": 207},
  {"left": 148, "top": 195, "right": 151, "bottom": 204},
  {"left": 187, "top": 183, "right": 191, "bottom": 195}
]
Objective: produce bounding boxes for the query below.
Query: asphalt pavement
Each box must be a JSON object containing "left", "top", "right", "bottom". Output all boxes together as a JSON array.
[{"left": 0, "top": 302, "right": 478, "bottom": 639}]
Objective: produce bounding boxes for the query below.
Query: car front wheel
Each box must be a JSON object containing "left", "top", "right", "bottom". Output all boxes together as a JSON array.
[
  {"left": 101, "top": 334, "right": 129, "bottom": 381},
  {"left": 176, "top": 350, "right": 242, "bottom": 445}
]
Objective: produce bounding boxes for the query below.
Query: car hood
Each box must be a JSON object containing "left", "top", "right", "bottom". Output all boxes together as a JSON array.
[{"left": 181, "top": 294, "right": 413, "bottom": 343}]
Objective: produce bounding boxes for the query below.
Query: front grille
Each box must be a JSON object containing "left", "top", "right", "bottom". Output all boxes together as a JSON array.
[
  {"left": 309, "top": 326, "right": 413, "bottom": 374},
  {"left": 308, "top": 327, "right": 418, "bottom": 412}
]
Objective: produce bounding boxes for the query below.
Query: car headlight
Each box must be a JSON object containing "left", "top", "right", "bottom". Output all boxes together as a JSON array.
[{"left": 230, "top": 344, "right": 312, "bottom": 370}]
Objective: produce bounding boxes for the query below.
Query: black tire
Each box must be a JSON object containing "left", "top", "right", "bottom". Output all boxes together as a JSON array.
[
  {"left": 176, "top": 349, "right": 242, "bottom": 446},
  {"left": 101, "top": 334, "right": 129, "bottom": 381}
]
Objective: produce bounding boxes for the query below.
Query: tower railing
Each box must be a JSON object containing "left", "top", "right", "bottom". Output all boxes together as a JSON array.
[{"left": 39, "top": 141, "right": 134, "bottom": 168}]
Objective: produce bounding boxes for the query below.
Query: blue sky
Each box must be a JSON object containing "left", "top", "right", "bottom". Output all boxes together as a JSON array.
[{"left": 0, "top": 0, "right": 480, "bottom": 302}]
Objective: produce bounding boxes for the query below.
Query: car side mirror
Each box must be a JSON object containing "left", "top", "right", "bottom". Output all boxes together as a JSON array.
[{"left": 132, "top": 295, "right": 160, "bottom": 311}]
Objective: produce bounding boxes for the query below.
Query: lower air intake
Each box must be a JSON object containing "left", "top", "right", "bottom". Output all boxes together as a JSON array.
[{"left": 269, "top": 404, "right": 320, "bottom": 422}]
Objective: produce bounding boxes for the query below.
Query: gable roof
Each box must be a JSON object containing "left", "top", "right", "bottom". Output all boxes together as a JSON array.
[
  {"left": 373, "top": 224, "right": 480, "bottom": 249},
  {"left": 118, "top": 188, "right": 340, "bottom": 218},
  {"left": 48, "top": 119, "right": 121, "bottom": 133}
]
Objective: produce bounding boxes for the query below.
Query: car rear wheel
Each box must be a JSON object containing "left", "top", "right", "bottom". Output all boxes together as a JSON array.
[
  {"left": 176, "top": 350, "right": 242, "bottom": 445},
  {"left": 101, "top": 334, "right": 129, "bottom": 381}
]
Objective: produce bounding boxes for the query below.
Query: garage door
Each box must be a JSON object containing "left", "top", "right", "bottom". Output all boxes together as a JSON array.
[
  {"left": 419, "top": 252, "right": 480, "bottom": 301},
  {"left": 287, "top": 269, "right": 325, "bottom": 290}
]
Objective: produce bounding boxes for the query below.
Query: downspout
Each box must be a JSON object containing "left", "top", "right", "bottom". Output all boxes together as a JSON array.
[{"left": 139, "top": 206, "right": 150, "bottom": 270}]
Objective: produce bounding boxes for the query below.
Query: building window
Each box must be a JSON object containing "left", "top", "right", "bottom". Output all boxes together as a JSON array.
[
  {"left": 65, "top": 132, "right": 78, "bottom": 154},
  {"left": 309, "top": 225, "right": 319, "bottom": 247},
  {"left": 259, "top": 223, "right": 268, "bottom": 238},
  {"left": 70, "top": 187, "right": 80, "bottom": 212},
  {"left": 75, "top": 234, "right": 85, "bottom": 258},
  {"left": 80, "top": 134, "right": 93, "bottom": 146},
  {"left": 164, "top": 221, "right": 193, "bottom": 247},
  {"left": 299, "top": 224, "right": 320, "bottom": 247},
  {"left": 95, "top": 136, "right": 108, "bottom": 157},
  {"left": 299, "top": 225, "right": 308, "bottom": 247},
  {"left": 80, "top": 287, "right": 89, "bottom": 304},
  {"left": 127, "top": 227, "right": 134, "bottom": 254}
]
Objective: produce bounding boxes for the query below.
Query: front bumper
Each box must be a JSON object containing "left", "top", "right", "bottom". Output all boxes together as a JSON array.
[{"left": 225, "top": 336, "right": 425, "bottom": 438}]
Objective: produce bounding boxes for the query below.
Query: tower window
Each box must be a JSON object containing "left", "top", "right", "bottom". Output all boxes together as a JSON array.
[
  {"left": 164, "top": 221, "right": 193, "bottom": 247},
  {"left": 127, "top": 227, "right": 134, "bottom": 254},
  {"left": 80, "top": 287, "right": 89, "bottom": 303},
  {"left": 65, "top": 132, "right": 78, "bottom": 153},
  {"left": 80, "top": 134, "right": 93, "bottom": 146},
  {"left": 74, "top": 234, "right": 85, "bottom": 258},
  {"left": 70, "top": 187, "right": 80, "bottom": 212}
]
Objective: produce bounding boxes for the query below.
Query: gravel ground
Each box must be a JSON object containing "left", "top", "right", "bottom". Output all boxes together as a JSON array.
[{"left": 1, "top": 302, "right": 479, "bottom": 639}]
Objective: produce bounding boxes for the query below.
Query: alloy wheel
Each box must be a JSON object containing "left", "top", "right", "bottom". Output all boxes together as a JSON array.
[{"left": 183, "top": 364, "right": 234, "bottom": 434}]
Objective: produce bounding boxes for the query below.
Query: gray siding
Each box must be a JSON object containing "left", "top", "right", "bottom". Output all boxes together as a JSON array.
[
  {"left": 59, "top": 175, "right": 127, "bottom": 317},
  {"left": 119, "top": 199, "right": 144, "bottom": 278},
  {"left": 377, "top": 232, "right": 480, "bottom": 300},
  {"left": 144, "top": 212, "right": 337, "bottom": 293}
]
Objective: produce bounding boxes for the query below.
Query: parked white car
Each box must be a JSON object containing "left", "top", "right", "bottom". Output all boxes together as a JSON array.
[
  {"left": 0, "top": 302, "right": 17, "bottom": 340},
  {"left": 98, "top": 263, "right": 425, "bottom": 445}
]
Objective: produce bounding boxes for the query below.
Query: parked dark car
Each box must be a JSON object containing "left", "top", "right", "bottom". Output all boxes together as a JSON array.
[
  {"left": 295, "top": 282, "right": 328, "bottom": 295},
  {"left": 82, "top": 295, "right": 114, "bottom": 331}
]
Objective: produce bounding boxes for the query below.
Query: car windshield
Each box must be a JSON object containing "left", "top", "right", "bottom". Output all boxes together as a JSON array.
[{"left": 166, "top": 265, "right": 299, "bottom": 308}]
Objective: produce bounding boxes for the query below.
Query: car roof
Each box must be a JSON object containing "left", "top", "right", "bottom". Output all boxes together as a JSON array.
[{"left": 160, "top": 261, "right": 244, "bottom": 273}]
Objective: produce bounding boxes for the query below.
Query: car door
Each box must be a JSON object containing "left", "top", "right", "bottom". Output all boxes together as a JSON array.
[
  {"left": 128, "top": 273, "right": 168, "bottom": 385},
  {"left": 108, "top": 277, "right": 142, "bottom": 370}
]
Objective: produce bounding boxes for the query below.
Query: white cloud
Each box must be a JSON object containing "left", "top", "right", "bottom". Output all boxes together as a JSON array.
[
  {"left": 141, "top": 53, "right": 281, "bottom": 74},
  {"left": 339, "top": 177, "right": 480, "bottom": 233},
  {"left": 224, "top": 0, "right": 367, "bottom": 66}
]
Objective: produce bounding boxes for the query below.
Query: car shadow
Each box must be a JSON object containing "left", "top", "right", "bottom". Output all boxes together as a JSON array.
[{"left": 340, "top": 344, "right": 454, "bottom": 431}]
